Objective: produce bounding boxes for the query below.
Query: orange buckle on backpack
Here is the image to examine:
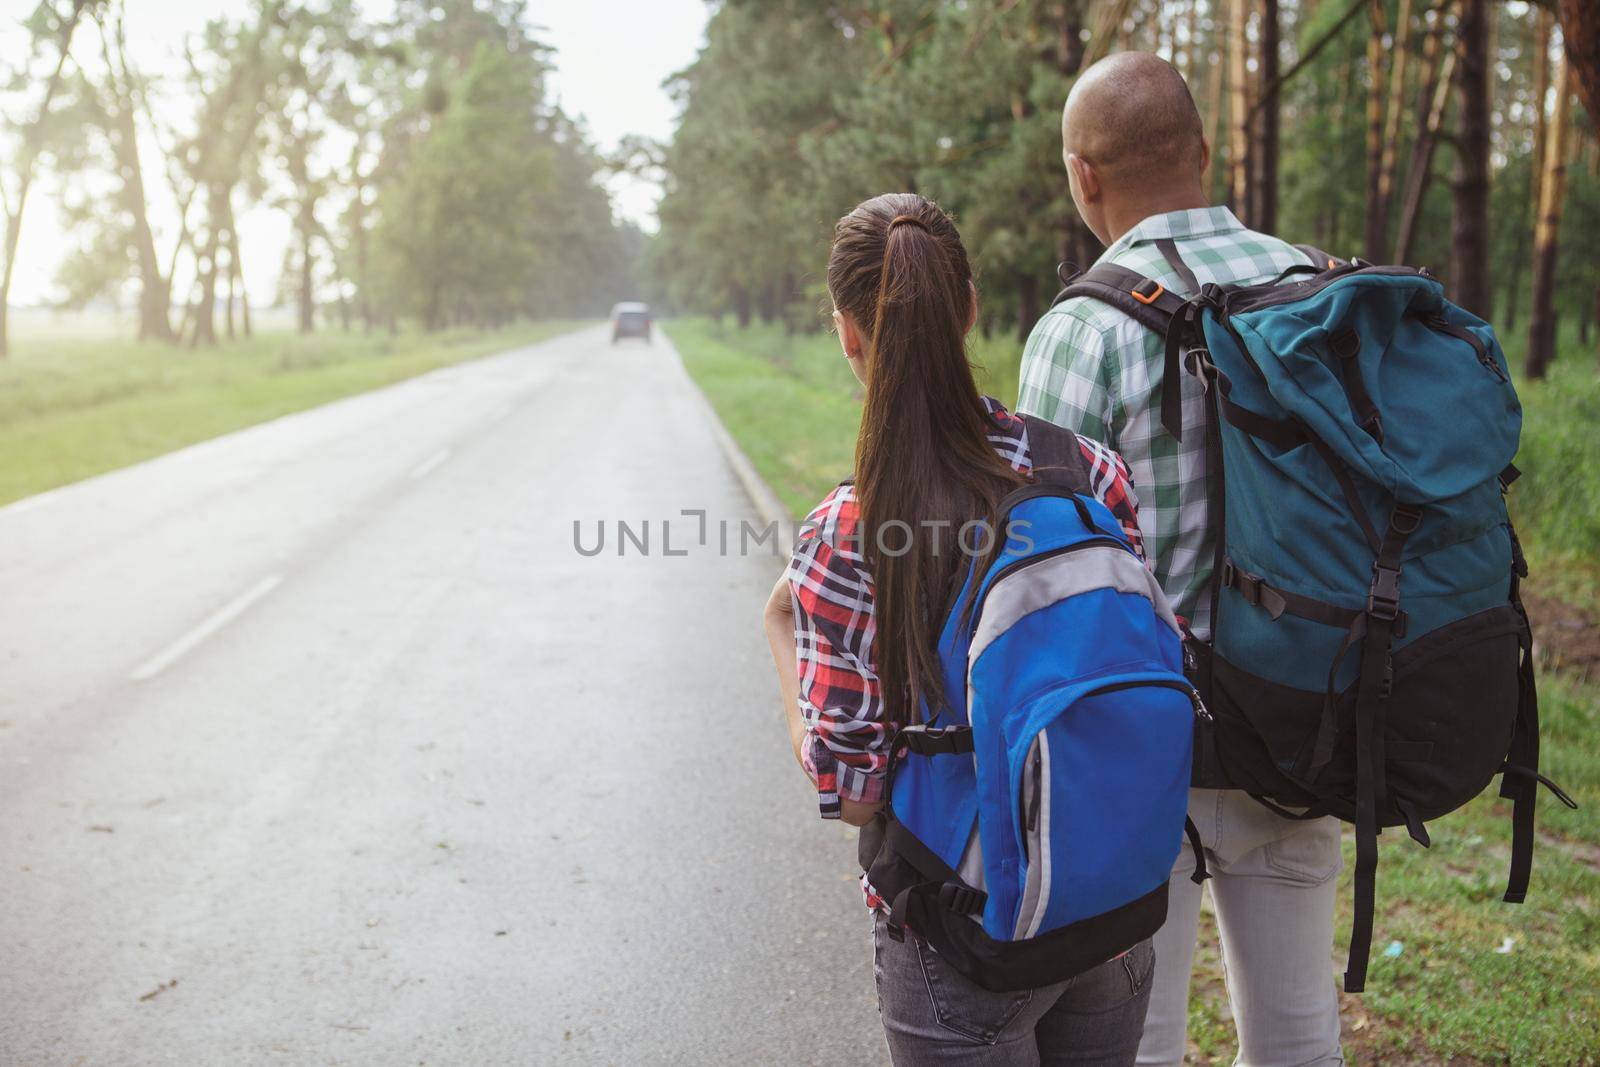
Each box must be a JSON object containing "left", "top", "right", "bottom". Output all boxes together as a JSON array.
[{"left": 1131, "top": 280, "right": 1165, "bottom": 305}]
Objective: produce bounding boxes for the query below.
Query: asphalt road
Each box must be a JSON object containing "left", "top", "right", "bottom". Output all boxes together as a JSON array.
[{"left": 0, "top": 325, "right": 881, "bottom": 1066}]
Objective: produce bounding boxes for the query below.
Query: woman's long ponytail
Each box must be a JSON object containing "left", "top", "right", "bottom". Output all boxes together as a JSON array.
[{"left": 827, "top": 194, "right": 1025, "bottom": 724}]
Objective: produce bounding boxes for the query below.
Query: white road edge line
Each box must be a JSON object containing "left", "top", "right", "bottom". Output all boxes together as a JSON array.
[
  {"left": 411, "top": 448, "right": 452, "bottom": 479},
  {"left": 129, "top": 575, "right": 284, "bottom": 682}
]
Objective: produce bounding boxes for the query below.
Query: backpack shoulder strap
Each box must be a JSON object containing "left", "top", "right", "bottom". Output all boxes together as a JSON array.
[
  {"left": 1050, "top": 263, "right": 1186, "bottom": 337},
  {"left": 1020, "top": 414, "right": 1092, "bottom": 494},
  {"left": 1051, "top": 262, "right": 1202, "bottom": 442}
]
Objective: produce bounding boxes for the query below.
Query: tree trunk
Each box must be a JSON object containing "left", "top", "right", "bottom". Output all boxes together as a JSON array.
[
  {"left": 1206, "top": 2, "right": 1230, "bottom": 204},
  {"left": 225, "top": 243, "right": 236, "bottom": 340},
  {"left": 1182, "top": 0, "right": 1200, "bottom": 87},
  {"left": 1525, "top": 51, "right": 1574, "bottom": 380},
  {"left": 1363, "top": 0, "right": 1389, "bottom": 260},
  {"left": 98, "top": 12, "right": 172, "bottom": 343},
  {"left": 731, "top": 283, "right": 752, "bottom": 329},
  {"left": 1529, "top": 7, "right": 1553, "bottom": 273},
  {"left": 1373, "top": 0, "right": 1415, "bottom": 261},
  {"left": 287, "top": 130, "right": 317, "bottom": 335},
  {"left": 1394, "top": 16, "right": 1456, "bottom": 264},
  {"left": 298, "top": 199, "right": 315, "bottom": 334},
  {"left": 1228, "top": 0, "right": 1252, "bottom": 220},
  {"left": 0, "top": 0, "right": 86, "bottom": 358},
  {"left": 1056, "top": 0, "right": 1087, "bottom": 262},
  {"left": 191, "top": 184, "right": 227, "bottom": 347},
  {"left": 1255, "top": 0, "right": 1281, "bottom": 233},
  {"left": 228, "top": 197, "right": 251, "bottom": 339},
  {"left": 350, "top": 145, "right": 374, "bottom": 333},
  {"left": 1450, "top": 0, "right": 1492, "bottom": 318},
  {"left": 1502, "top": 219, "right": 1526, "bottom": 331}
]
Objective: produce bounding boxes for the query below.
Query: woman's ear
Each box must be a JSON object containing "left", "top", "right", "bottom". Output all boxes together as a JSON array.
[
  {"left": 966, "top": 280, "right": 980, "bottom": 337},
  {"left": 834, "top": 309, "right": 869, "bottom": 385}
]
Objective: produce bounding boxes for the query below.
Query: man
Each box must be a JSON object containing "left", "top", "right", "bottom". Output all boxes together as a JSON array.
[{"left": 1016, "top": 53, "right": 1344, "bottom": 1066}]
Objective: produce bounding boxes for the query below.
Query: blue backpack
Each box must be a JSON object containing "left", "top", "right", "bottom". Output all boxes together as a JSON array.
[
  {"left": 861, "top": 416, "right": 1206, "bottom": 993},
  {"left": 1052, "top": 247, "right": 1577, "bottom": 991}
]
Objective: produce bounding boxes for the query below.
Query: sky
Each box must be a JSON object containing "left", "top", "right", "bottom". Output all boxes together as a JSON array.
[{"left": 2, "top": 0, "right": 709, "bottom": 306}]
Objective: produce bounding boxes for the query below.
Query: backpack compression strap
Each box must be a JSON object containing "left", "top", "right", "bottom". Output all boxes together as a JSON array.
[{"left": 1020, "top": 414, "right": 1093, "bottom": 493}]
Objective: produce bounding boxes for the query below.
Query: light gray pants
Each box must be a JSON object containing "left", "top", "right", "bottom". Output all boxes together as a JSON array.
[{"left": 1136, "top": 788, "right": 1345, "bottom": 1067}]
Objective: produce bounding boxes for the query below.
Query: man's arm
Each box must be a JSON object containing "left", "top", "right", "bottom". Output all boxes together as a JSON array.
[{"left": 1015, "top": 304, "right": 1117, "bottom": 443}]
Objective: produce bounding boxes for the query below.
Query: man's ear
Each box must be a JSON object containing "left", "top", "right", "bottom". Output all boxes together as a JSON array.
[
  {"left": 1199, "top": 135, "right": 1212, "bottom": 175},
  {"left": 1066, "top": 153, "right": 1099, "bottom": 203}
]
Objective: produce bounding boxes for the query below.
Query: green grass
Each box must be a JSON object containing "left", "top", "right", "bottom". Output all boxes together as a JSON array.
[
  {"left": 0, "top": 320, "right": 586, "bottom": 507},
  {"left": 669, "top": 315, "right": 1600, "bottom": 1064},
  {"left": 664, "top": 317, "right": 1022, "bottom": 517},
  {"left": 1508, "top": 358, "right": 1600, "bottom": 607}
]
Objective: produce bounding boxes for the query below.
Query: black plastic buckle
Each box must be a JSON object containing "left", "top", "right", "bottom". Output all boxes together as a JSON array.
[
  {"left": 1223, "top": 560, "right": 1265, "bottom": 607},
  {"left": 898, "top": 724, "right": 974, "bottom": 757},
  {"left": 885, "top": 921, "right": 907, "bottom": 943},
  {"left": 1368, "top": 564, "right": 1402, "bottom": 621},
  {"left": 938, "top": 882, "right": 986, "bottom": 916},
  {"left": 1184, "top": 347, "right": 1217, "bottom": 388}
]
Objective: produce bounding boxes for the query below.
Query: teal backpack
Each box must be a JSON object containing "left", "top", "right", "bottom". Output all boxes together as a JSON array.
[{"left": 1053, "top": 247, "right": 1577, "bottom": 991}]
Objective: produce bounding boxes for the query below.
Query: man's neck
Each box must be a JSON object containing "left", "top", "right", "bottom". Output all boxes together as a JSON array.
[{"left": 1104, "top": 191, "right": 1212, "bottom": 246}]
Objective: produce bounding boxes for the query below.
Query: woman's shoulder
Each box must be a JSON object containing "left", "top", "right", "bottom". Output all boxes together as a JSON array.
[
  {"left": 981, "top": 396, "right": 1033, "bottom": 473},
  {"left": 797, "top": 481, "right": 864, "bottom": 564}
]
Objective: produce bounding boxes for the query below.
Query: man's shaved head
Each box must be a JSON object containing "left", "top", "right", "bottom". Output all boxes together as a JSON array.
[{"left": 1064, "top": 52, "right": 1206, "bottom": 187}]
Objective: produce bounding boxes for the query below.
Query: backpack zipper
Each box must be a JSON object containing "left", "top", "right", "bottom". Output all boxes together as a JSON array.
[
  {"left": 1422, "top": 314, "right": 1508, "bottom": 382},
  {"left": 1080, "top": 677, "right": 1213, "bottom": 720}
]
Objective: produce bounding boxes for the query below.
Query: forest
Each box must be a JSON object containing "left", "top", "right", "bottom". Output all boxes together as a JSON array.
[
  {"left": 653, "top": 0, "right": 1599, "bottom": 380},
  {"left": 0, "top": 0, "right": 641, "bottom": 356}
]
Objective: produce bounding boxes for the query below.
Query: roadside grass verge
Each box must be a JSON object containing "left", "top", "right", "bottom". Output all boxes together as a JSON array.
[
  {"left": 670, "top": 315, "right": 1600, "bottom": 1064},
  {"left": 0, "top": 320, "right": 586, "bottom": 507},
  {"left": 664, "top": 317, "right": 1020, "bottom": 517}
]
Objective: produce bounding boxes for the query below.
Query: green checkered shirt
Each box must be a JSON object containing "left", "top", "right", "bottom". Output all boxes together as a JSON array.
[{"left": 1016, "top": 206, "right": 1309, "bottom": 637}]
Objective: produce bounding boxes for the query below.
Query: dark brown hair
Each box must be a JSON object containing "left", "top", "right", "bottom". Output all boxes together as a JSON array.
[{"left": 826, "top": 193, "right": 1025, "bottom": 723}]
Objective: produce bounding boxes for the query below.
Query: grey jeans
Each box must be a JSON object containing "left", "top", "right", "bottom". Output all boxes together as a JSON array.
[
  {"left": 873, "top": 919, "right": 1154, "bottom": 1066},
  {"left": 1136, "top": 788, "right": 1346, "bottom": 1067}
]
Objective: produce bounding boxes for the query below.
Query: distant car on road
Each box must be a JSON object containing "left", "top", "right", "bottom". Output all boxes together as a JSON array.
[{"left": 610, "top": 302, "right": 652, "bottom": 344}]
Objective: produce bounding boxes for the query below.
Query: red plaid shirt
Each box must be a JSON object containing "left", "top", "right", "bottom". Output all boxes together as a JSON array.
[{"left": 786, "top": 397, "right": 1145, "bottom": 819}]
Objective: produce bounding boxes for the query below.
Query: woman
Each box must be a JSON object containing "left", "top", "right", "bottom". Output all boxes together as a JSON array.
[{"left": 762, "top": 192, "right": 1156, "bottom": 1064}]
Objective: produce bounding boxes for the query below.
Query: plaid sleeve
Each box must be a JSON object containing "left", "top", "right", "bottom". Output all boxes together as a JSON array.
[
  {"left": 1016, "top": 304, "right": 1117, "bottom": 444},
  {"left": 786, "top": 534, "right": 888, "bottom": 820},
  {"left": 1076, "top": 435, "right": 1146, "bottom": 562}
]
